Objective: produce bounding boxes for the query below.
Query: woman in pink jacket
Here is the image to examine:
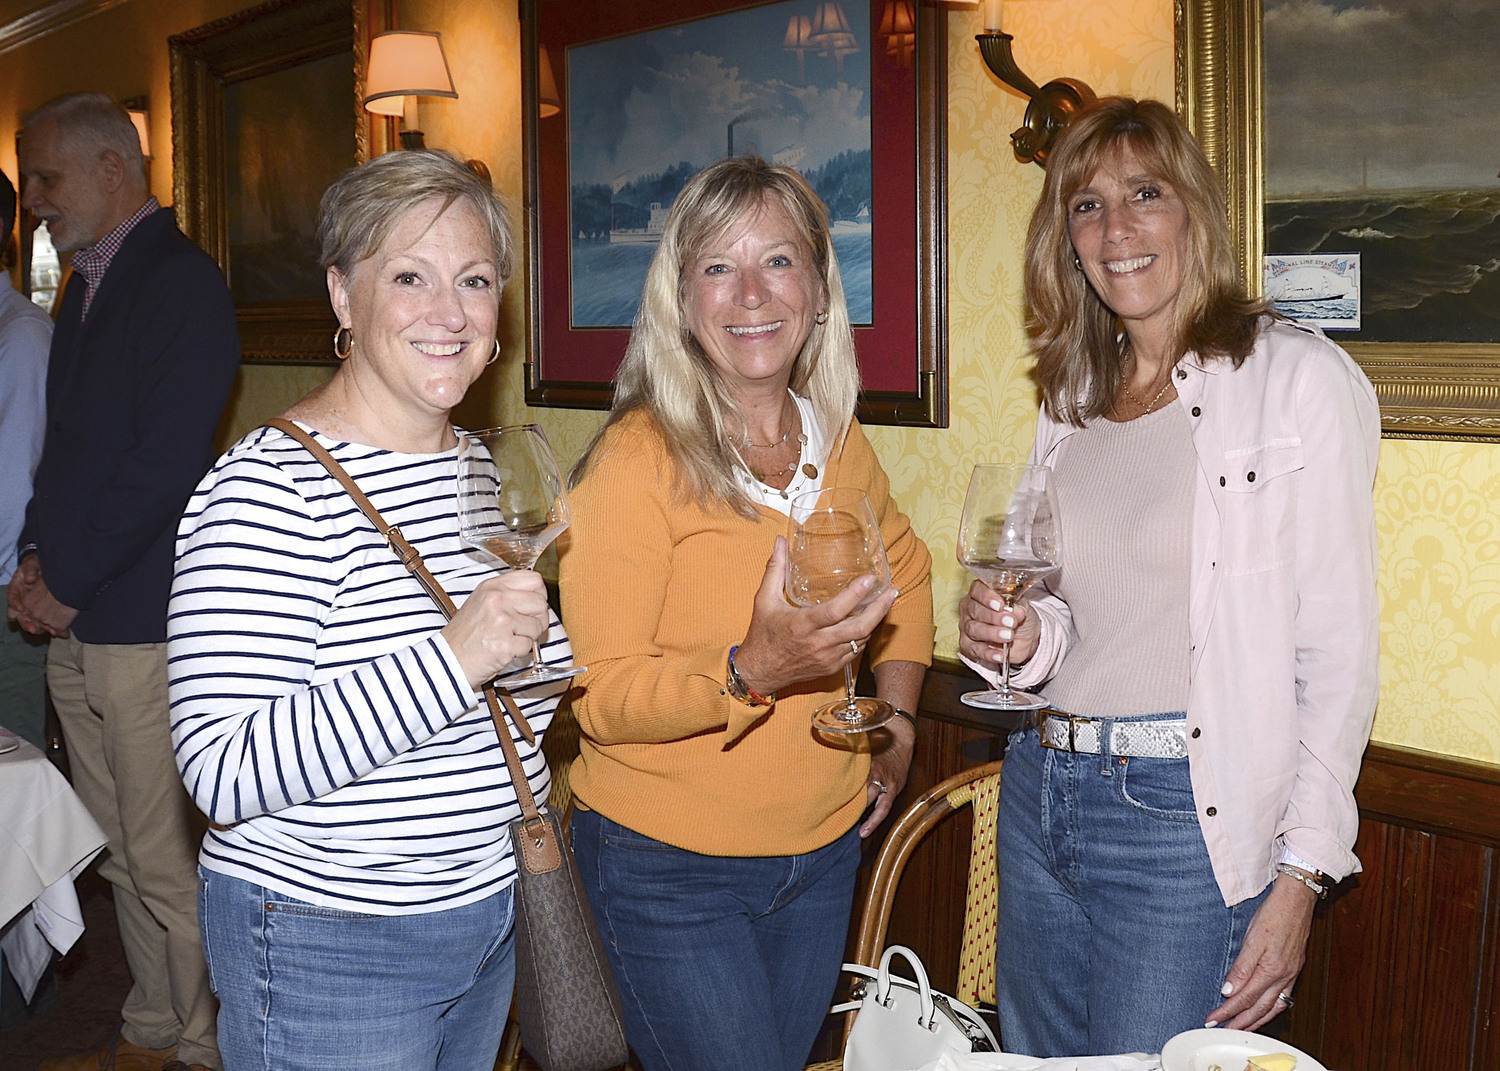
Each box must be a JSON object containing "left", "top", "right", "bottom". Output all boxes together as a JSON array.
[{"left": 959, "top": 98, "right": 1379, "bottom": 1056}]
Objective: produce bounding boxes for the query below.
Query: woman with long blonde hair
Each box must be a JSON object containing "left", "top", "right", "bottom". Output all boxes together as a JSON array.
[{"left": 560, "top": 154, "right": 933, "bottom": 1071}]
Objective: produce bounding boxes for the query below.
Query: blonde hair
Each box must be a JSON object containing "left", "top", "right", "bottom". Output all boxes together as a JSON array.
[
  {"left": 1025, "top": 97, "right": 1266, "bottom": 425},
  {"left": 572, "top": 155, "right": 859, "bottom": 518},
  {"left": 317, "top": 149, "right": 513, "bottom": 281}
]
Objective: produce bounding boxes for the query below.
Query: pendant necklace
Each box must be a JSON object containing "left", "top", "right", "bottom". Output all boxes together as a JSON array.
[{"left": 750, "top": 433, "right": 814, "bottom": 497}]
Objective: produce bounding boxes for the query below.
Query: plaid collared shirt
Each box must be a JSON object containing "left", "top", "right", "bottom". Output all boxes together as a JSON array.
[{"left": 71, "top": 196, "right": 161, "bottom": 319}]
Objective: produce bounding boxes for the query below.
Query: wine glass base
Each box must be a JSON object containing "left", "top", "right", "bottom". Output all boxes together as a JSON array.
[
  {"left": 960, "top": 688, "right": 1048, "bottom": 711},
  {"left": 504, "top": 662, "right": 587, "bottom": 687},
  {"left": 811, "top": 696, "right": 895, "bottom": 735}
]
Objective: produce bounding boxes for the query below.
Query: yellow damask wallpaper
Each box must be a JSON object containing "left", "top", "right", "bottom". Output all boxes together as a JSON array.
[{"left": 213, "top": 0, "right": 1498, "bottom": 765}]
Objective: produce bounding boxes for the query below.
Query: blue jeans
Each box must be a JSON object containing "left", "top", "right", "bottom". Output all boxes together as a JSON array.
[
  {"left": 199, "top": 869, "right": 515, "bottom": 1071},
  {"left": 572, "top": 809, "right": 861, "bottom": 1071},
  {"left": 994, "top": 724, "right": 1271, "bottom": 1057}
]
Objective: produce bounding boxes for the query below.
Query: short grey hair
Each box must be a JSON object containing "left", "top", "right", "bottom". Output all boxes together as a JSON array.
[
  {"left": 317, "top": 150, "right": 514, "bottom": 281},
  {"left": 24, "top": 92, "right": 145, "bottom": 183}
]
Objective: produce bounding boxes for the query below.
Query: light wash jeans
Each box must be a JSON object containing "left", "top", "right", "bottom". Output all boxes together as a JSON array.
[
  {"left": 994, "top": 720, "right": 1272, "bottom": 1057},
  {"left": 199, "top": 869, "right": 515, "bottom": 1071},
  {"left": 571, "top": 809, "right": 861, "bottom": 1071}
]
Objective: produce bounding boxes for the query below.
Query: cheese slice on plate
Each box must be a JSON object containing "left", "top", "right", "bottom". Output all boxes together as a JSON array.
[{"left": 1246, "top": 1055, "right": 1297, "bottom": 1071}]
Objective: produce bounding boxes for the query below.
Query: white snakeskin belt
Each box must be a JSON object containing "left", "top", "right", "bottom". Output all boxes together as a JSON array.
[{"left": 1034, "top": 709, "right": 1189, "bottom": 759}]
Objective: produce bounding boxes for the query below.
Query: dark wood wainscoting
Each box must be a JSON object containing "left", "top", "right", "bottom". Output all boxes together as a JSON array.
[{"left": 872, "top": 658, "right": 1500, "bottom": 1070}]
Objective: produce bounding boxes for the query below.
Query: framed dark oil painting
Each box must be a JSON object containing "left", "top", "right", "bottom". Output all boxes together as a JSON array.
[
  {"left": 171, "top": 0, "right": 366, "bottom": 364},
  {"left": 1179, "top": 0, "right": 1500, "bottom": 441}
]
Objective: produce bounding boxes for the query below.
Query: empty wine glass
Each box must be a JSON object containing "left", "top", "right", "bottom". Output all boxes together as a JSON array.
[
  {"left": 785, "top": 488, "right": 894, "bottom": 734},
  {"left": 456, "top": 423, "right": 583, "bottom": 686},
  {"left": 956, "top": 463, "right": 1062, "bottom": 710}
]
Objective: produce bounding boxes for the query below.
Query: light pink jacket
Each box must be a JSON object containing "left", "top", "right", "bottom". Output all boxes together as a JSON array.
[{"left": 1008, "top": 320, "right": 1380, "bottom": 906}]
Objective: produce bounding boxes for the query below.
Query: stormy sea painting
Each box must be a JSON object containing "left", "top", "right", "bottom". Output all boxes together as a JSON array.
[
  {"left": 1263, "top": 0, "right": 1500, "bottom": 343},
  {"left": 566, "top": 0, "right": 873, "bottom": 328}
]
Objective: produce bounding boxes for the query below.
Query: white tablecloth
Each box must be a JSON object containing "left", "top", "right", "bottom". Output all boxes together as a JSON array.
[{"left": 0, "top": 734, "right": 107, "bottom": 1001}]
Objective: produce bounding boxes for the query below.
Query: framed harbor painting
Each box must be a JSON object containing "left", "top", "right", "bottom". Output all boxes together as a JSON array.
[
  {"left": 521, "top": 0, "right": 948, "bottom": 426},
  {"left": 1178, "top": 0, "right": 1500, "bottom": 440}
]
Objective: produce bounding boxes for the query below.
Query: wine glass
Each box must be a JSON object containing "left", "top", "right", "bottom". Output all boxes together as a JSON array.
[
  {"left": 956, "top": 463, "right": 1062, "bottom": 710},
  {"left": 456, "top": 423, "right": 584, "bottom": 686},
  {"left": 785, "top": 488, "right": 895, "bottom": 734}
]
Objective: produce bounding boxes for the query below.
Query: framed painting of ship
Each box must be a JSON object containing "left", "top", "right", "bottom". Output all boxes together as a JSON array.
[
  {"left": 1179, "top": 0, "right": 1500, "bottom": 441},
  {"left": 521, "top": 0, "right": 948, "bottom": 427}
]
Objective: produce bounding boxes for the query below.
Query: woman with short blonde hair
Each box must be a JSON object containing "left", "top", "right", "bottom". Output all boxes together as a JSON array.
[{"left": 171, "top": 150, "right": 565, "bottom": 1071}]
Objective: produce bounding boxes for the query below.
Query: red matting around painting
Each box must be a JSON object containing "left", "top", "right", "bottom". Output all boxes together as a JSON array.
[{"left": 527, "top": 0, "right": 934, "bottom": 410}]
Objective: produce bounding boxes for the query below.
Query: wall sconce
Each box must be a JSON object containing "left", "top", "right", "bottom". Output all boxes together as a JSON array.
[
  {"left": 537, "top": 47, "right": 561, "bottom": 118},
  {"left": 808, "top": 2, "right": 858, "bottom": 74},
  {"left": 879, "top": 2, "right": 916, "bottom": 69},
  {"left": 974, "top": 0, "right": 1095, "bottom": 167},
  {"left": 782, "top": 14, "right": 815, "bottom": 83},
  {"left": 364, "top": 30, "right": 458, "bottom": 150}
]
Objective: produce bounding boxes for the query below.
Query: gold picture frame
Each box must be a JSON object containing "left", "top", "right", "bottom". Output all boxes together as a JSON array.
[
  {"left": 170, "top": 0, "right": 367, "bottom": 364},
  {"left": 1176, "top": 0, "right": 1500, "bottom": 441}
]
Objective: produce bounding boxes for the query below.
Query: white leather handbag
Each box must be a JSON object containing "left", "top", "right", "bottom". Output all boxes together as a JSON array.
[{"left": 835, "top": 945, "right": 999, "bottom": 1071}]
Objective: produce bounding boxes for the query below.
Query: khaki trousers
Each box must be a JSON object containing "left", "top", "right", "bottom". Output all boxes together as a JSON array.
[{"left": 48, "top": 636, "right": 220, "bottom": 1068}]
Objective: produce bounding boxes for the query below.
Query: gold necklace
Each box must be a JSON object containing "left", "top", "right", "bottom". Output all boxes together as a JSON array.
[{"left": 1120, "top": 368, "right": 1175, "bottom": 414}]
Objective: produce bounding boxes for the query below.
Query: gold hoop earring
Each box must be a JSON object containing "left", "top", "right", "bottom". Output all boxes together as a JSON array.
[
  {"left": 487, "top": 339, "right": 501, "bottom": 366},
  {"left": 815, "top": 310, "right": 828, "bottom": 325},
  {"left": 1073, "top": 254, "right": 1084, "bottom": 271},
  {"left": 333, "top": 325, "right": 353, "bottom": 359}
]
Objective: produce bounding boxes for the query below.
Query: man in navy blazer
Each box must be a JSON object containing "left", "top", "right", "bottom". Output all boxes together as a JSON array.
[{"left": 8, "top": 92, "right": 237, "bottom": 1071}]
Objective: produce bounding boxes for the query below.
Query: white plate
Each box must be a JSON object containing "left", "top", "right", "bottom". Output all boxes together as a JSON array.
[
  {"left": 1160, "top": 1029, "right": 1325, "bottom": 1071},
  {"left": 0, "top": 727, "right": 20, "bottom": 754}
]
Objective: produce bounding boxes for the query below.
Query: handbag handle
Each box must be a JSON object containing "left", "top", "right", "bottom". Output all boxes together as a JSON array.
[
  {"left": 263, "top": 418, "right": 562, "bottom": 876},
  {"left": 877, "top": 944, "right": 937, "bottom": 1029}
]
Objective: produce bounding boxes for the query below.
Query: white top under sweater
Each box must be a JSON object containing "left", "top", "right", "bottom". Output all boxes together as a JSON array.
[
  {"left": 168, "top": 423, "right": 569, "bottom": 913},
  {"left": 1042, "top": 401, "right": 1195, "bottom": 716}
]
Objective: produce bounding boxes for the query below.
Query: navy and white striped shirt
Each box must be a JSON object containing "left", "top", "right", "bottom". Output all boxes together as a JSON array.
[{"left": 168, "top": 424, "right": 568, "bottom": 914}]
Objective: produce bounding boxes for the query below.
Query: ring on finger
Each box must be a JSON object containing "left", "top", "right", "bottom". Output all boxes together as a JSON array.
[
  {"left": 849, "top": 639, "right": 861, "bottom": 654},
  {"left": 1276, "top": 991, "right": 1295, "bottom": 1008}
]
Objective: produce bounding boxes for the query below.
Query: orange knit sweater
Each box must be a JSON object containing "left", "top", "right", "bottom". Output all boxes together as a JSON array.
[{"left": 558, "top": 410, "right": 934, "bottom": 856}]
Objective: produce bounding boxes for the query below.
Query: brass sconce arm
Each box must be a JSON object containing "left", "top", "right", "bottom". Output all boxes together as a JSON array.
[{"left": 977, "top": 32, "right": 1095, "bottom": 167}]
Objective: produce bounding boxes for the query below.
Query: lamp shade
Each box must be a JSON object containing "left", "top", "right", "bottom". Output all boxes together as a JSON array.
[
  {"left": 783, "top": 14, "right": 815, "bottom": 50},
  {"left": 537, "top": 47, "right": 561, "bottom": 118},
  {"left": 879, "top": 1, "right": 915, "bottom": 35},
  {"left": 808, "top": 2, "right": 853, "bottom": 41},
  {"left": 364, "top": 31, "right": 458, "bottom": 115},
  {"left": 126, "top": 108, "right": 150, "bottom": 158}
]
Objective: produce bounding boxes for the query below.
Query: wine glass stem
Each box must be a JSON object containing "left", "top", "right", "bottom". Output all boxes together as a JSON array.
[
  {"left": 840, "top": 664, "right": 859, "bottom": 718},
  {"left": 998, "top": 596, "right": 1018, "bottom": 697}
]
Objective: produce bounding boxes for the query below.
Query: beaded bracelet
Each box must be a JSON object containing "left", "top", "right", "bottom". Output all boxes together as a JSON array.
[
  {"left": 1275, "top": 862, "right": 1329, "bottom": 899},
  {"left": 726, "top": 645, "right": 776, "bottom": 707}
]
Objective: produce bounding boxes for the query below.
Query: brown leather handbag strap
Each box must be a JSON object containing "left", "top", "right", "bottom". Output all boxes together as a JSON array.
[{"left": 261, "top": 419, "right": 550, "bottom": 822}]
